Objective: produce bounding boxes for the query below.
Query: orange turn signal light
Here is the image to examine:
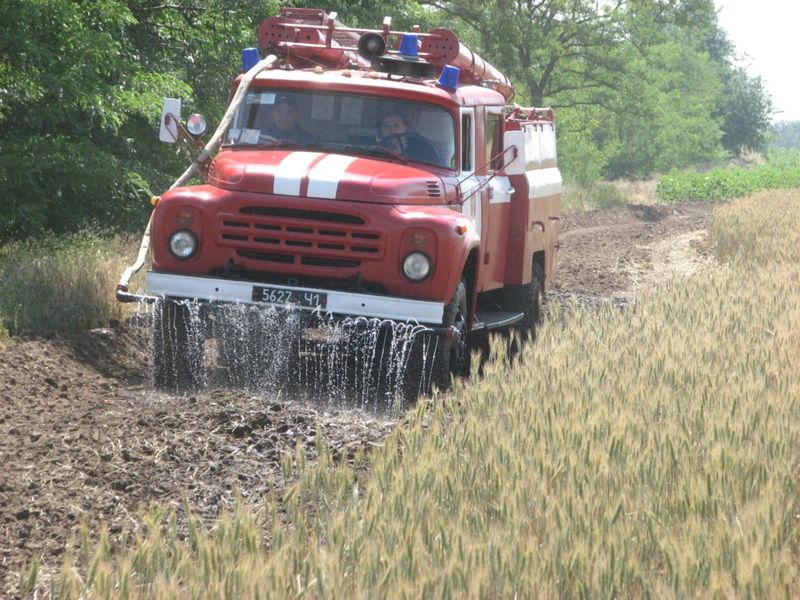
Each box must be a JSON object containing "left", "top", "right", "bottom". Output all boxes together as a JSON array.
[
  {"left": 411, "top": 231, "right": 427, "bottom": 247},
  {"left": 455, "top": 225, "right": 468, "bottom": 235},
  {"left": 176, "top": 209, "right": 193, "bottom": 225}
]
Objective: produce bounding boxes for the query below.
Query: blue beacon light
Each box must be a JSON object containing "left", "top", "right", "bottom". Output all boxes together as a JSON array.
[
  {"left": 437, "top": 65, "right": 460, "bottom": 90},
  {"left": 242, "top": 48, "right": 260, "bottom": 72},
  {"left": 398, "top": 34, "right": 419, "bottom": 60}
]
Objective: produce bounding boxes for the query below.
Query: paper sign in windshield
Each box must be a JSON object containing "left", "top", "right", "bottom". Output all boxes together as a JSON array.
[{"left": 240, "top": 128, "right": 260, "bottom": 144}]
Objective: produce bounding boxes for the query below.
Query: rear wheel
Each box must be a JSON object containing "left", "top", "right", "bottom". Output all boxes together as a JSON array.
[
  {"left": 503, "top": 263, "right": 545, "bottom": 340},
  {"left": 153, "top": 300, "right": 204, "bottom": 391}
]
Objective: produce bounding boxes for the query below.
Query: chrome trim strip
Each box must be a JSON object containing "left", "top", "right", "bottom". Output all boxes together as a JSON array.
[{"left": 145, "top": 271, "right": 445, "bottom": 323}]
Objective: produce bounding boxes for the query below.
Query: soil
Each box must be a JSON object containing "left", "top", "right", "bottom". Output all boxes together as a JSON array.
[
  {"left": 552, "top": 201, "right": 715, "bottom": 308},
  {"left": 0, "top": 201, "right": 715, "bottom": 596}
]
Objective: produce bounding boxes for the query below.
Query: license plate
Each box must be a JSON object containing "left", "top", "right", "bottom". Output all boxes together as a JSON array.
[{"left": 252, "top": 285, "right": 327, "bottom": 309}]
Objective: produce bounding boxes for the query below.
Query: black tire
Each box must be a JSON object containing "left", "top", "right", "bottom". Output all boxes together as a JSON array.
[
  {"left": 153, "top": 300, "right": 204, "bottom": 391},
  {"left": 396, "top": 324, "right": 430, "bottom": 403},
  {"left": 214, "top": 308, "right": 258, "bottom": 388},
  {"left": 430, "top": 279, "right": 469, "bottom": 391},
  {"left": 504, "top": 263, "right": 544, "bottom": 340}
]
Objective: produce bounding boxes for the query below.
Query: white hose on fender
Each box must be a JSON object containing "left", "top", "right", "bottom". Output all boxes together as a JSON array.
[{"left": 117, "top": 54, "right": 278, "bottom": 291}]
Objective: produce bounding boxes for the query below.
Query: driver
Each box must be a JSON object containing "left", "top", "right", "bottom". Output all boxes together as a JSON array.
[
  {"left": 263, "top": 94, "right": 317, "bottom": 144},
  {"left": 379, "top": 112, "right": 439, "bottom": 164}
]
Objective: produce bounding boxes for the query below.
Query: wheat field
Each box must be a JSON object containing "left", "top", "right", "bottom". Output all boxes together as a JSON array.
[{"left": 44, "top": 190, "right": 800, "bottom": 598}]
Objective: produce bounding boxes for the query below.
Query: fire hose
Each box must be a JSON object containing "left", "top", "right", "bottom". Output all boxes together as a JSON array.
[{"left": 116, "top": 54, "right": 279, "bottom": 293}]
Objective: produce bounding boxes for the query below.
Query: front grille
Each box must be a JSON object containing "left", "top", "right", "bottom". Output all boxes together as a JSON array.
[
  {"left": 217, "top": 207, "right": 384, "bottom": 268},
  {"left": 237, "top": 250, "right": 294, "bottom": 264},
  {"left": 301, "top": 256, "right": 360, "bottom": 268},
  {"left": 240, "top": 206, "right": 364, "bottom": 224}
]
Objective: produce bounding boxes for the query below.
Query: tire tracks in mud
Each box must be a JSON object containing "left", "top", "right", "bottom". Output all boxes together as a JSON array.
[{"left": 549, "top": 201, "right": 715, "bottom": 310}]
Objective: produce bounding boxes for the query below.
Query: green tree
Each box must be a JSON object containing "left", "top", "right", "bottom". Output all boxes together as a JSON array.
[
  {"left": 715, "top": 67, "right": 772, "bottom": 154},
  {"left": 599, "top": 32, "right": 725, "bottom": 177},
  {"left": 690, "top": 12, "right": 773, "bottom": 155},
  {"left": 0, "top": 0, "right": 185, "bottom": 238},
  {"left": 0, "top": 0, "right": 278, "bottom": 240},
  {"left": 422, "top": 0, "right": 730, "bottom": 178},
  {"left": 0, "top": 0, "right": 777, "bottom": 240},
  {"left": 423, "top": 0, "right": 632, "bottom": 107}
]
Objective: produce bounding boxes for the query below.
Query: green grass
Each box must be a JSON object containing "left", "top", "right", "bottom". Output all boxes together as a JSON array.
[
  {"left": 0, "top": 232, "right": 139, "bottom": 337},
  {"left": 656, "top": 159, "right": 800, "bottom": 202}
]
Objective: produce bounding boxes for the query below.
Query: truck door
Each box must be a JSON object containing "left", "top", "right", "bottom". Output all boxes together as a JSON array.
[
  {"left": 483, "top": 108, "right": 513, "bottom": 288},
  {"left": 459, "top": 107, "right": 480, "bottom": 234},
  {"left": 459, "top": 107, "right": 491, "bottom": 291}
]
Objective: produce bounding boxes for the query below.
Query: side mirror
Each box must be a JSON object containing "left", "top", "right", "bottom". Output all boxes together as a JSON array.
[
  {"left": 186, "top": 113, "right": 209, "bottom": 138},
  {"left": 159, "top": 98, "right": 182, "bottom": 144},
  {"left": 503, "top": 130, "right": 526, "bottom": 176}
]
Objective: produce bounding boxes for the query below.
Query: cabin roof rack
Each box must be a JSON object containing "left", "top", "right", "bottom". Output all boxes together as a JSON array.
[{"left": 256, "top": 7, "right": 515, "bottom": 100}]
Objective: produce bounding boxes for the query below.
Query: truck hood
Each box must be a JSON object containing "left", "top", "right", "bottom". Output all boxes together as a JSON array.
[{"left": 207, "top": 150, "right": 447, "bottom": 205}]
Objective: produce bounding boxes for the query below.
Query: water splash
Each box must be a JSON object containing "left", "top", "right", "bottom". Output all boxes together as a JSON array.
[{"left": 139, "top": 299, "right": 441, "bottom": 410}]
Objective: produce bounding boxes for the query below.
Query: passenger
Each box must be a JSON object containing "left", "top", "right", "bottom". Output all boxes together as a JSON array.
[
  {"left": 263, "top": 94, "right": 317, "bottom": 144},
  {"left": 379, "top": 112, "right": 439, "bottom": 164},
  {"left": 399, "top": 105, "right": 421, "bottom": 132}
]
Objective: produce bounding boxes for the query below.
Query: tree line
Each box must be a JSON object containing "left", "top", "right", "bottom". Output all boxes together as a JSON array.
[
  {"left": 771, "top": 122, "right": 800, "bottom": 150},
  {"left": 0, "top": 0, "right": 772, "bottom": 239}
]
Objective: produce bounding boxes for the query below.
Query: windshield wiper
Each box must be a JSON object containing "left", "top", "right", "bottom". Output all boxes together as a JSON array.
[
  {"left": 226, "top": 139, "right": 408, "bottom": 164},
  {"left": 343, "top": 144, "right": 407, "bottom": 164}
]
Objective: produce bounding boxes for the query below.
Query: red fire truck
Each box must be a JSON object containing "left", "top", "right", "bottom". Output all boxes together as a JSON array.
[{"left": 117, "top": 8, "right": 561, "bottom": 394}]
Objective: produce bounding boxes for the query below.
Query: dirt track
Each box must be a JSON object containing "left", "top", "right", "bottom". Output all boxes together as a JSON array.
[{"left": 0, "top": 201, "right": 715, "bottom": 595}]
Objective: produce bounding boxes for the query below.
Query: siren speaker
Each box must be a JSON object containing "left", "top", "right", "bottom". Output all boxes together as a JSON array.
[
  {"left": 358, "top": 33, "right": 386, "bottom": 60},
  {"left": 372, "top": 56, "right": 435, "bottom": 78}
]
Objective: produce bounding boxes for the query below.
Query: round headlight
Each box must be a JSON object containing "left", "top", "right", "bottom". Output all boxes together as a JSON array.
[
  {"left": 169, "top": 230, "right": 197, "bottom": 259},
  {"left": 186, "top": 113, "right": 208, "bottom": 137},
  {"left": 402, "top": 252, "right": 431, "bottom": 281}
]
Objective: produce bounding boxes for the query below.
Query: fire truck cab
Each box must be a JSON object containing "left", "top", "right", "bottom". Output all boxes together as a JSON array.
[{"left": 120, "top": 8, "right": 561, "bottom": 393}]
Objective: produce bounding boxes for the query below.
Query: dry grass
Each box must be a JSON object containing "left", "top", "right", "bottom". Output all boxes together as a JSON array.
[
  {"left": 611, "top": 178, "right": 659, "bottom": 204},
  {"left": 562, "top": 180, "right": 625, "bottom": 214},
  {"left": 40, "top": 189, "right": 800, "bottom": 597},
  {"left": 0, "top": 233, "right": 143, "bottom": 336},
  {"left": 562, "top": 178, "right": 659, "bottom": 215}
]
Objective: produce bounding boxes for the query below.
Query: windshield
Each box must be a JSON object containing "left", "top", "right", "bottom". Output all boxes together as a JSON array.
[{"left": 224, "top": 88, "right": 456, "bottom": 169}]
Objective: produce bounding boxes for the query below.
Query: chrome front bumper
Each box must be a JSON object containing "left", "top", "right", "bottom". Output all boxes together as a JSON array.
[{"left": 117, "top": 271, "right": 446, "bottom": 325}]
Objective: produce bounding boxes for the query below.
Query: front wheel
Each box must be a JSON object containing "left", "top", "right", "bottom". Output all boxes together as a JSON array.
[
  {"left": 430, "top": 279, "right": 469, "bottom": 391},
  {"left": 153, "top": 301, "right": 204, "bottom": 391}
]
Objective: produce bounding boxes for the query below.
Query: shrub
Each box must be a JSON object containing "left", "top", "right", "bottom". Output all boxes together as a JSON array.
[{"left": 656, "top": 162, "right": 800, "bottom": 202}]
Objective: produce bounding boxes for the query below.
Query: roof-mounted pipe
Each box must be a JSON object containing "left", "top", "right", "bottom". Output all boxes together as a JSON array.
[
  {"left": 257, "top": 8, "right": 515, "bottom": 100},
  {"left": 422, "top": 28, "right": 513, "bottom": 100}
]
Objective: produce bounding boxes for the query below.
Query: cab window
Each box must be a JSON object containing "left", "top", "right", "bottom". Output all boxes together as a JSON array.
[
  {"left": 485, "top": 113, "right": 503, "bottom": 171},
  {"left": 461, "top": 112, "right": 473, "bottom": 171}
]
